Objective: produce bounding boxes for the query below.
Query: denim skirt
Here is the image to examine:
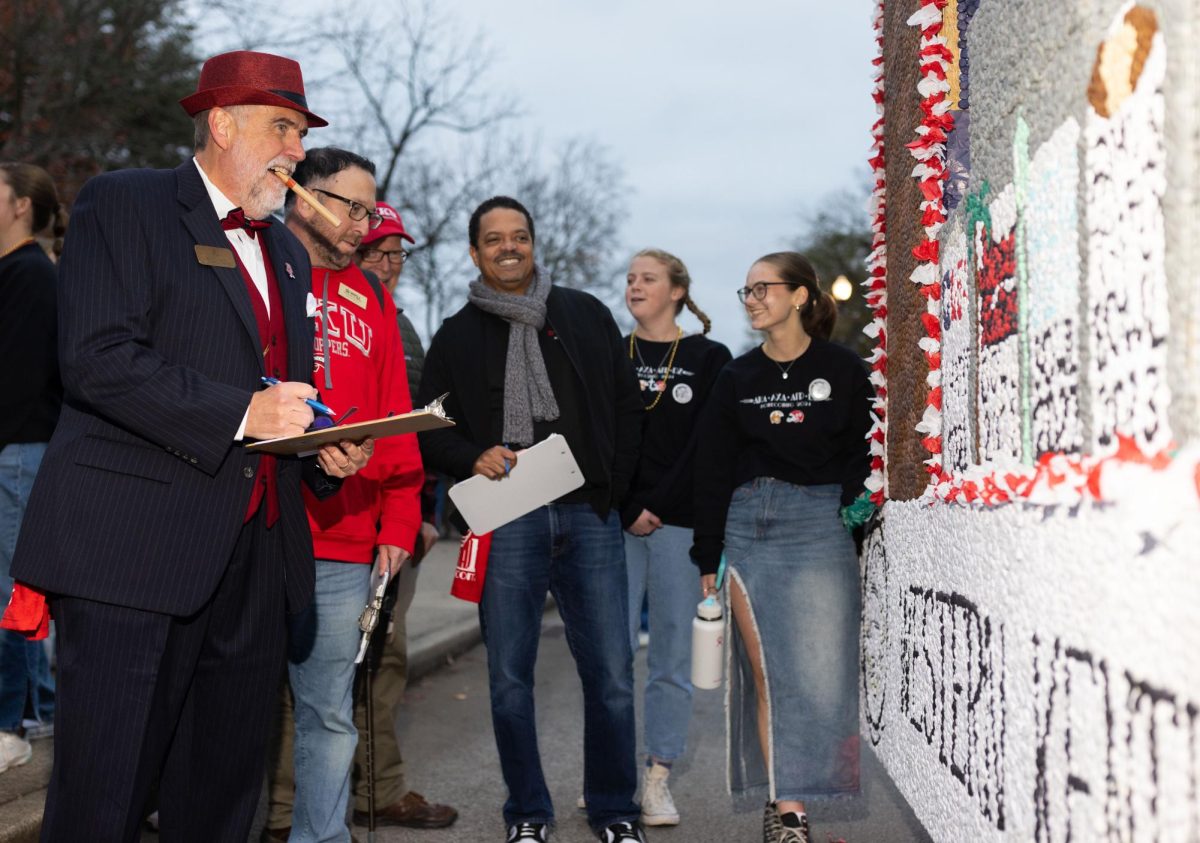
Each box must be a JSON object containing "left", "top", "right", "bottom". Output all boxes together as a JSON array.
[{"left": 724, "top": 478, "right": 861, "bottom": 803}]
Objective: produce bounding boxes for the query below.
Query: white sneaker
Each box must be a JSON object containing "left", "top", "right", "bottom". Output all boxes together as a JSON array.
[
  {"left": 639, "top": 763, "right": 679, "bottom": 826},
  {"left": 0, "top": 732, "right": 33, "bottom": 773}
]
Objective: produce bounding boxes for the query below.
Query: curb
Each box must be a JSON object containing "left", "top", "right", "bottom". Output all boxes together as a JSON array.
[
  {"left": 0, "top": 775, "right": 47, "bottom": 843},
  {"left": 407, "top": 615, "right": 484, "bottom": 683}
]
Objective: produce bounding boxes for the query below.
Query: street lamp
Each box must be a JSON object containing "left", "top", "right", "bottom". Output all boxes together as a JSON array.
[{"left": 831, "top": 275, "right": 854, "bottom": 301}]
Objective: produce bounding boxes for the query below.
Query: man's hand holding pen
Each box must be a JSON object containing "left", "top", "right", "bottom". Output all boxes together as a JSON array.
[
  {"left": 246, "top": 380, "right": 317, "bottom": 440},
  {"left": 473, "top": 444, "right": 518, "bottom": 480},
  {"left": 247, "top": 379, "right": 374, "bottom": 478}
]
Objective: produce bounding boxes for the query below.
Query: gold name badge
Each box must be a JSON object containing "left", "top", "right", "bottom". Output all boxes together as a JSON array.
[
  {"left": 194, "top": 244, "right": 237, "bottom": 268},
  {"left": 338, "top": 282, "right": 368, "bottom": 309}
]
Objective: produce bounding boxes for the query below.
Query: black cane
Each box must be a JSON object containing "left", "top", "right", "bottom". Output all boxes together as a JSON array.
[
  {"left": 358, "top": 651, "right": 377, "bottom": 842},
  {"left": 360, "top": 573, "right": 398, "bottom": 842}
]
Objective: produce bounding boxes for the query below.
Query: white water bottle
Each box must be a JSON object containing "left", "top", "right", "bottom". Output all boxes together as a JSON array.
[{"left": 691, "top": 595, "right": 725, "bottom": 689}]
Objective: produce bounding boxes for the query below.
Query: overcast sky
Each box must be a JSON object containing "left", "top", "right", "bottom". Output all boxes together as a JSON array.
[
  {"left": 199, "top": 1, "right": 878, "bottom": 350},
  {"left": 438, "top": 0, "right": 878, "bottom": 351}
]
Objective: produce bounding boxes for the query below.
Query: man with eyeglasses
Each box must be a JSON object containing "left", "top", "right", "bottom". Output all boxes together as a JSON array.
[
  {"left": 356, "top": 202, "right": 412, "bottom": 291},
  {"left": 343, "top": 201, "right": 459, "bottom": 829},
  {"left": 262, "top": 147, "right": 425, "bottom": 843}
]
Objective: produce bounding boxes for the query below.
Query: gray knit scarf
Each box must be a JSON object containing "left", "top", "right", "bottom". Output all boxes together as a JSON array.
[{"left": 467, "top": 265, "right": 560, "bottom": 446}]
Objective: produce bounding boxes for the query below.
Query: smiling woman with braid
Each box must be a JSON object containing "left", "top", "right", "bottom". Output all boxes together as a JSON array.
[{"left": 620, "top": 248, "right": 730, "bottom": 828}]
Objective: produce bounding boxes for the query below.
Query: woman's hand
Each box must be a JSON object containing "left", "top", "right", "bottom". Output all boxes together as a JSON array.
[
  {"left": 628, "top": 509, "right": 663, "bottom": 537},
  {"left": 700, "top": 573, "right": 718, "bottom": 598}
]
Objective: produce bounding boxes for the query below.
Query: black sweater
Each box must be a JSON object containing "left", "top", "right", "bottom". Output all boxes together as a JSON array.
[
  {"left": 417, "top": 286, "right": 642, "bottom": 522},
  {"left": 690, "top": 339, "right": 874, "bottom": 574},
  {"left": 1, "top": 243, "right": 61, "bottom": 447},
  {"left": 620, "top": 334, "right": 731, "bottom": 529}
]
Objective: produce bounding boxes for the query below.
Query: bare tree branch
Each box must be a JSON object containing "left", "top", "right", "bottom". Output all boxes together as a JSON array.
[{"left": 189, "top": 0, "right": 625, "bottom": 340}]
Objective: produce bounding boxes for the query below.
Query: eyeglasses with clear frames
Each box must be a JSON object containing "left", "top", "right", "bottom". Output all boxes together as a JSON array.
[
  {"left": 359, "top": 246, "right": 410, "bottom": 265},
  {"left": 310, "top": 187, "right": 384, "bottom": 230},
  {"left": 736, "top": 282, "right": 792, "bottom": 303}
]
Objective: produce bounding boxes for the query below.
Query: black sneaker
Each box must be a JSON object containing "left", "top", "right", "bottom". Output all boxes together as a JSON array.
[
  {"left": 597, "top": 821, "right": 647, "bottom": 842},
  {"left": 763, "top": 801, "right": 782, "bottom": 842},
  {"left": 778, "top": 811, "right": 810, "bottom": 843},
  {"left": 506, "top": 822, "right": 549, "bottom": 842}
]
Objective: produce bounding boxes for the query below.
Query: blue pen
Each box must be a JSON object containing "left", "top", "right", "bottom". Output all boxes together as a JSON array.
[
  {"left": 715, "top": 553, "right": 727, "bottom": 591},
  {"left": 502, "top": 442, "right": 511, "bottom": 475},
  {"left": 260, "top": 376, "right": 337, "bottom": 417}
]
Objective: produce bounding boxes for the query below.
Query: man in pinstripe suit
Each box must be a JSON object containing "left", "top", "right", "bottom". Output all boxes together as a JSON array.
[{"left": 8, "top": 51, "right": 371, "bottom": 842}]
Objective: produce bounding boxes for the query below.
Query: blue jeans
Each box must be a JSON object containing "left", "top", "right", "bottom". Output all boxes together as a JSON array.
[
  {"left": 479, "top": 504, "right": 638, "bottom": 831},
  {"left": 287, "top": 559, "right": 372, "bottom": 843},
  {"left": 0, "top": 442, "right": 54, "bottom": 732},
  {"left": 625, "top": 525, "right": 696, "bottom": 763}
]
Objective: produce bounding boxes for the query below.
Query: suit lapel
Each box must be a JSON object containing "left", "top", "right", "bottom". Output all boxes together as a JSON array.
[
  {"left": 176, "top": 163, "right": 261, "bottom": 353},
  {"left": 263, "top": 226, "right": 314, "bottom": 384}
]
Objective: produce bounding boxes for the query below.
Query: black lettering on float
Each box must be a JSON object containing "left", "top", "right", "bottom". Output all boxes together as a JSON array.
[
  {"left": 860, "top": 526, "right": 889, "bottom": 746},
  {"left": 1032, "top": 640, "right": 1110, "bottom": 842},
  {"left": 1032, "top": 637, "right": 1199, "bottom": 842},
  {"left": 899, "top": 585, "right": 1006, "bottom": 829}
]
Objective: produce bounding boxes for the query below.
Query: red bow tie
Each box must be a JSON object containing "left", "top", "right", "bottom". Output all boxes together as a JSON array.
[{"left": 221, "top": 207, "right": 272, "bottom": 239}]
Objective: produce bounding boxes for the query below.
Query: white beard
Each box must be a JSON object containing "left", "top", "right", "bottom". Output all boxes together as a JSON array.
[{"left": 231, "top": 149, "right": 291, "bottom": 219}]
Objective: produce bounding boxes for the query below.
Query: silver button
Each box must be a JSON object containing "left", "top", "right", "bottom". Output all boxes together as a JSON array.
[
  {"left": 243, "top": 467, "right": 254, "bottom": 479},
  {"left": 189, "top": 458, "right": 198, "bottom": 464}
]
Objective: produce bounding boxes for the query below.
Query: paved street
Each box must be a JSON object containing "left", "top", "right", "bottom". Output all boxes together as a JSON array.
[
  {"left": 325, "top": 615, "right": 929, "bottom": 843},
  {"left": 5, "top": 544, "right": 934, "bottom": 843}
]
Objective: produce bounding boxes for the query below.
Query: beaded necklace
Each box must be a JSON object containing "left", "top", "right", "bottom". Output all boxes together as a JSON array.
[{"left": 629, "top": 326, "right": 683, "bottom": 411}]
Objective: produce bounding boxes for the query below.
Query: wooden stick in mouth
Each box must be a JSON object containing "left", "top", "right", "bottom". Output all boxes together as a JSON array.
[{"left": 269, "top": 167, "right": 342, "bottom": 227}]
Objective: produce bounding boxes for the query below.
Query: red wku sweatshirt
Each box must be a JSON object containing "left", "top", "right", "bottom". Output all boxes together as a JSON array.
[{"left": 304, "top": 264, "right": 423, "bottom": 563}]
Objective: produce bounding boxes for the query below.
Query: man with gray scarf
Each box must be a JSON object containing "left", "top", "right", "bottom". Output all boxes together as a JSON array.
[{"left": 417, "top": 196, "right": 645, "bottom": 843}]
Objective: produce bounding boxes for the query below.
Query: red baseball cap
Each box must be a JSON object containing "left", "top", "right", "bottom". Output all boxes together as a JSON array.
[
  {"left": 362, "top": 202, "right": 415, "bottom": 245},
  {"left": 180, "top": 50, "right": 328, "bottom": 128}
]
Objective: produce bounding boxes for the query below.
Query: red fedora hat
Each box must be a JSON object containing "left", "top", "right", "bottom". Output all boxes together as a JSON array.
[{"left": 180, "top": 50, "right": 328, "bottom": 128}]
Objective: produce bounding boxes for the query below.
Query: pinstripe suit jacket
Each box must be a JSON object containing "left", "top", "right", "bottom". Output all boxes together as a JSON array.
[{"left": 11, "top": 162, "right": 319, "bottom": 616}]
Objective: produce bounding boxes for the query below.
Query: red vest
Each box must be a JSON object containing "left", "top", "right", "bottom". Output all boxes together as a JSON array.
[{"left": 233, "top": 238, "right": 288, "bottom": 527}]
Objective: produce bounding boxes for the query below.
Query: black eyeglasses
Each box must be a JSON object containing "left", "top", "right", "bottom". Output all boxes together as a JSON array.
[
  {"left": 359, "top": 246, "right": 410, "bottom": 265},
  {"left": 311, "top": 188, "right": 384, "bottom": 230},
  {"left": 736, "top": 282, "right": 792, "bottom": 303}
]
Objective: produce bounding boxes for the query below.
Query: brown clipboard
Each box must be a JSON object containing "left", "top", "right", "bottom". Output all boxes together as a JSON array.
[{"left": 246, "top": 409, "right": 454, "bottom": 455}]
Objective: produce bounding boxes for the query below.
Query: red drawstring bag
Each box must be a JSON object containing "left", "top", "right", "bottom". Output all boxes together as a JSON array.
[{"left": 450, "top": 531, "right": 492, "bottom": 603}]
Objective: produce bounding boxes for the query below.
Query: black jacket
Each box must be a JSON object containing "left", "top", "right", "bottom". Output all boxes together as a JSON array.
[
  {"left": 417, "top": 285, "right": 641, "bottom": 517},
  {"left": 11, "top": 162, "right": 326, "bottom": 616},
  {"left": 0, "top": 242, "right": 61, "bottom": 448}
]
